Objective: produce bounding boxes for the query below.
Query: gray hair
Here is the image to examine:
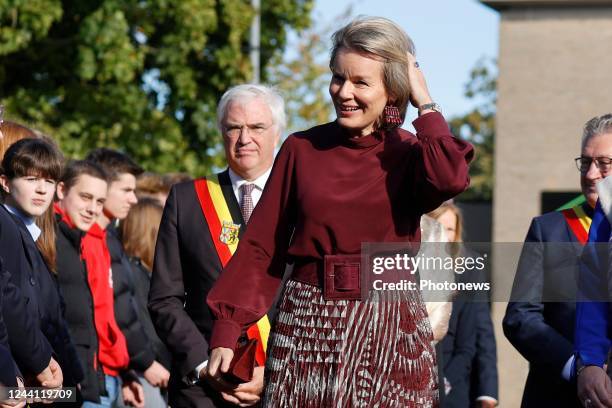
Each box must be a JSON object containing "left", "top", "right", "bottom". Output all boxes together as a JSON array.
[
  {"left": 582, "top": 114, "right": 612, "bottom": 149},
  {"left": 216, "top": 84, "right": 286, "bottom": 133},
  {"left": 330, "top": 16, "right": 416, "bottom": 123}
]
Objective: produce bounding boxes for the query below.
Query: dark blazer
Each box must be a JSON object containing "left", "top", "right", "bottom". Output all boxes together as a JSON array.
[
  {"left": 10, "top": 216, "right": 84, "bottom": 387},
  {"left": 441, "top": 300, "right": 477, "bottom": 408},
  {"left": 106, "top": 226, "right": 156, "bottom": 372},
  {"left": 470, "top": 302, "right": 498, "bottom": 404},
  {"left": 0, "top": 205, "right": 52, "bottom": 376},
  {"left": 0, "top": 343, "right": 17, "bottom": 386},
  {"left": 503, "top": 206, "right": 588, "bottom": 407},
  {"left": 0, "top": 259, "right": 18, "bottom": 387},
  {"left": 149, "top": 171, "right": 245, "bottom": 407}
]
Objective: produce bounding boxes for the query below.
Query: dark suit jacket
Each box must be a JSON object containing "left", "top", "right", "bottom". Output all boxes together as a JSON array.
[
  {"left": 503, "top": 207, "right": 588, "bottom": 407},
  {"left": 470, "top": 302, "right": 498, "bottom": 404},
  {"left": 149, "top": 171, "right": 245, "bottom": 407},
  {"left": 442, "top": 300, "right": 477, "bottom": 408},
  {"left": 0, "top": 205, "right": 52, "bottom": 376}
]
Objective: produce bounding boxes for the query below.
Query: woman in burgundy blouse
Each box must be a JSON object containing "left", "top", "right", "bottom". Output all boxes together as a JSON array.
[{"left": 207, "top": 16, "right": 473, "bottom": 407}]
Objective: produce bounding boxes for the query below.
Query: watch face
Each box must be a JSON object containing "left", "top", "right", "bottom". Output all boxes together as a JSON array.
[{"left": 420, "top": 103, "right": 441, "bottom": 113}]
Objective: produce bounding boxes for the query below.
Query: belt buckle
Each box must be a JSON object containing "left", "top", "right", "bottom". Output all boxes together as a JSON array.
[{"left": 323, "top": 254, "right": 364, "bottom": 301}]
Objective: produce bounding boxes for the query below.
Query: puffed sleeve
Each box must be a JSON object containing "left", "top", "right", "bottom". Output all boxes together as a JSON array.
[
  {"left": 410, "top": 112, "right": 474, "bottom": 213},
  {"left": 207, "top": 137, "right": 297, "bottom": 350}
]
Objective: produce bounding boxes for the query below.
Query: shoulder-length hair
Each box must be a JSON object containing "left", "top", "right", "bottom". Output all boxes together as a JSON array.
[
  {"left": 330, "top": 17, "right": 416, "bottom": 126},
  {"left": 428, "top": 201, "right": 464, "bottom": 243},
  {"left": 120, "top": 197, "right": 163, "bottom": 271},
  {"left": 1, "top": 135, "right": 64, "bottom": 273}
]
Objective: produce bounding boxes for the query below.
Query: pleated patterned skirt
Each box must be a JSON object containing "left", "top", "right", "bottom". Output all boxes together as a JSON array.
[{"left": 263, "top": 280, "right": 438, "bottom": 408}]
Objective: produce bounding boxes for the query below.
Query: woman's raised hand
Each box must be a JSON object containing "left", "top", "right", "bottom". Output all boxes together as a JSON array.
[{"left": 406, "top": 52, "right": 434, "bottom": 110}]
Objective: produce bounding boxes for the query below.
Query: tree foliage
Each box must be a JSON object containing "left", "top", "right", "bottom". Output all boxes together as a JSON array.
[
  {"left": 449, "top": 57, "right": 496, "bottom": 202},
  {"left": 0, "top": 0, "right": 313, "bottom": 175}
]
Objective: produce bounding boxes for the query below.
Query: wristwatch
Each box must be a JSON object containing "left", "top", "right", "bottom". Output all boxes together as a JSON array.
[{"left": 418, "top": 102, "right": 441, "bottom": 114}]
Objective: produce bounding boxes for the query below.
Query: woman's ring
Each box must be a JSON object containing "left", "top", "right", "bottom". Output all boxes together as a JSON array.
[
  {"left": 414, "top": 61, "right": 420, "bottom": 68},
  {"left": 584, "top": 398, "right": 593, "bottom": 407}
]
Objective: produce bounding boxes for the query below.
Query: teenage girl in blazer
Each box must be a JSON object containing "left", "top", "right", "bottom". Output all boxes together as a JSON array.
[{"left": 0, "top": 138, "right": 83, "bottom": 392}]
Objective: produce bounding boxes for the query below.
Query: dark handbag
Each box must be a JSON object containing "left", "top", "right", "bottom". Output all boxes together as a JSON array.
[{"left": 223, "top": 338, "right": 258, "bottom": 384}]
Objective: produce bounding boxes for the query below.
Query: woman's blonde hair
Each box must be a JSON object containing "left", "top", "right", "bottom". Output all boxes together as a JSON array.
[
  {"left": 428, "top": 201, "right": 463, "bottom": 244},
  {"left": 330, "top": 16, "right": 415, "bottom": 124},
  {"left": 120, "top": 197, "right": 163, "bottom": 270}
]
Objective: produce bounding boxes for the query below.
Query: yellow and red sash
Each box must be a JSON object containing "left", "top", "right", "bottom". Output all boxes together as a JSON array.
[
  {"left": 194, "top": 175, "right": 270, "bottom": 366},
  {"left": 561, "top": 204, "right": 592, "bottom": 245}
]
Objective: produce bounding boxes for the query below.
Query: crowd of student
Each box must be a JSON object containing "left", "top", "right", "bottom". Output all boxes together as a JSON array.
[{"left": 0, "top": 120, "right": 189, "bottom": 407}]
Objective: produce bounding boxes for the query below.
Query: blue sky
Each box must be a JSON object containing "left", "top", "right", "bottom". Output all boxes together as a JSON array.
[{"left": 308, "top": 0, "right": 499, "bottom": 126}]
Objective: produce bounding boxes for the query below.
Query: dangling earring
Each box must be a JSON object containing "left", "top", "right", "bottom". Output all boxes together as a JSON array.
[{"left": 382, "top": 105, "right": 402, "bottom": 129}]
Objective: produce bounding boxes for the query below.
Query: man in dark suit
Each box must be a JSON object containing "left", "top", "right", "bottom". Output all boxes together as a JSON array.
[
  {"left": 149, "top": 84, "right": 284, "bottom": 407},
  {"left": 504, "top": 114, "right": 612, "bottom": 407}
]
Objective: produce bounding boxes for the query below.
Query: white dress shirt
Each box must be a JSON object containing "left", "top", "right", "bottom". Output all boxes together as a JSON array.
[
  {"left": 227, "top": 167, "right": 271, "bottom": 209},
  {"left": 3, "top": 204, "right": 41, "bottom": 241}
]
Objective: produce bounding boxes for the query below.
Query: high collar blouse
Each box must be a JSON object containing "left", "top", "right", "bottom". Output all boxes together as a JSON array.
[{"left": 207, "top": 112, "right": 474, "bottom": 349}]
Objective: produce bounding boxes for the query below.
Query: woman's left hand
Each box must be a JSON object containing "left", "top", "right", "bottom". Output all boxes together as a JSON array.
[{"left": 406, "top": 52, "right": 434, "bottom": 109}]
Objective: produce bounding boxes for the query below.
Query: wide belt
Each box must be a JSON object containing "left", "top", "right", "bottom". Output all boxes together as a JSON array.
[{"left": 291, "top": 254, "right": 365, "bottom": 301}]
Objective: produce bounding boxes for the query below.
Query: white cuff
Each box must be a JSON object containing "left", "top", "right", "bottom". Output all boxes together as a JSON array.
[
  {"left": 561, "top": 355, "right": 575, "bottom": 381},
  {"left": 195, "top": 360, "right": 209, "bottom": 379},
  {"left": 183, "top": 360, "right": 209, "bottom": 385}
]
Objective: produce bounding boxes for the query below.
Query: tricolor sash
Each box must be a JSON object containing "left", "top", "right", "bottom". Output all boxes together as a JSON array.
[
  {"left": 194, "top": 175, "right": 270, "bottom": 366},
  {"left": 561, "top": 204, "right": 592, "bottom": 245}
]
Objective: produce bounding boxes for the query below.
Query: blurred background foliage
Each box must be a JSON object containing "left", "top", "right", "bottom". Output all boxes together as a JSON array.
[
  {"left": 0, "top": 0, "right": 313, "bottom": 175},
  {"left": 449, "top": 57, "right": 496, "bottom": 202}
]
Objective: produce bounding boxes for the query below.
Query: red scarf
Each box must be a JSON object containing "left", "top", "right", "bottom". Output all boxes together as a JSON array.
[
  {"left": 68, "top": 214, "right": 129, "bottom": 375},
  {"left": 54, "top": 202, "right": 75, "bottom": 229}
]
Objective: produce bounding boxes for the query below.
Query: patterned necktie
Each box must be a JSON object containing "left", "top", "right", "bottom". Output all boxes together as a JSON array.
[{"left": 240, "top": 183, "right": 255, "bottom": 224}]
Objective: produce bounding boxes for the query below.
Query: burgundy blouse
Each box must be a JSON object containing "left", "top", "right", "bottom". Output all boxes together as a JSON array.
[{"left": 207, "top": 112, "right": 474, "bottom": 349}]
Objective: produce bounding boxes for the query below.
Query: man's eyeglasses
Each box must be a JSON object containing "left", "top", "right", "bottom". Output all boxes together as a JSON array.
[
  {"left": 223, "top": 123, "right": 273, "bottom": 138},
  {"left": 574, "top": 156, "right": 612, "bottom": 173}
]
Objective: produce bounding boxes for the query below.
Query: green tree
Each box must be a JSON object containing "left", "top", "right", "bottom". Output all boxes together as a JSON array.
[
  {"left": 449, "top": 57, "right": 496, "bottom": 201},
  {"left": 0, "top": 0, "right": 312, "bottom": 175}
]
